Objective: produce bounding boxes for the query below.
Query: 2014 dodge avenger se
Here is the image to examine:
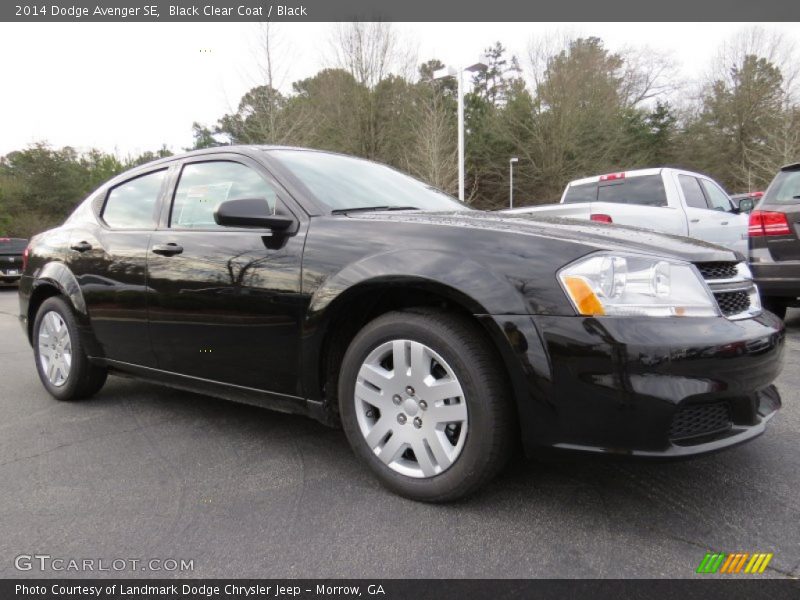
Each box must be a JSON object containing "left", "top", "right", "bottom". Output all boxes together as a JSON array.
[{"left": 17, "top": 147, "right": 785, "bottom": 501}]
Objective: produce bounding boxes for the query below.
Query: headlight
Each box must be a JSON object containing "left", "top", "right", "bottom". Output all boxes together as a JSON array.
[{"left": 559, "top": 253, "right": 719, "bottom": 317}]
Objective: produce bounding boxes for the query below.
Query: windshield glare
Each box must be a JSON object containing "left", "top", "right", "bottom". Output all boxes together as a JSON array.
[{"left": 267, "top": 150, "right": 467, "bottom": 212}]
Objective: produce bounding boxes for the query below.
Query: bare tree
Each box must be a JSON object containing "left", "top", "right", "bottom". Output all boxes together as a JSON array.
[
  {"left": 618, "top": 45, "right": 679, "bottom": 106},
  {"left": 218, "top": 23, "right": 311, "bottom": 145},
  {"left": 691, "top": 26, "right": 800, "bottom": 189},
  {"left": 329, "top": 22, "right": 415, "bottom": 89},
  {"left": 745, "top": 106, "right": 800, "bottom": 186},
  {"left": 404, "top": 87, "right": 458, "bottom": 194},
  {"left": 709, "top": 27, "right": 799, "bottom": 102}
]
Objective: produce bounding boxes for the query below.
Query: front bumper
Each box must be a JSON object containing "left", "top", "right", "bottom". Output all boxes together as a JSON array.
[
  {"left": 487, "top": 311, "right": 785, "bottom": 457},
  {"left": 1, "top": 269, "right": 22, "bottom": 283}
]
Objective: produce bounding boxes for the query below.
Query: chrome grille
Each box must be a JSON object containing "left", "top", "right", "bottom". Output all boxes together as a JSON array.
[
  {"left": 715, "top": 290, "right": 751, "bottom": 317},
  {"left": 695, "top": 261, "right": 757, "bottom": 319},
  {"left": 696, "top": 262, "right": 738, "bottom": 280}
]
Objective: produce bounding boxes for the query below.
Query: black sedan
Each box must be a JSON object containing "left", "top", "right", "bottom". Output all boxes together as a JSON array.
[{"left": 18, "top": 146, "right": 785, "bottom": 501}]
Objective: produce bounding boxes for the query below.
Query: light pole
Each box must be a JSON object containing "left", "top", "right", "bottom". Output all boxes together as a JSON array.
[
  {"left": 509, "top": 157, "right": 519, "bottom": 209},
  {"left": 433, "top": 57, "right": 489, "bottom": 202}
]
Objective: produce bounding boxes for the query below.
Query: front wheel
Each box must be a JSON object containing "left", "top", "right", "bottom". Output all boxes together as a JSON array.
[
  {"left": 33, "top": 296, "right": 108, "bottom": 401},
  {"left": 338, "top": 309, "right": 514, "bottom": 502}
]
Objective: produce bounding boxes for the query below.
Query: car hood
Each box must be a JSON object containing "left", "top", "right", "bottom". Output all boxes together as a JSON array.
[{"left": 348, "top": 211, "right": 741, "bottom": 263}]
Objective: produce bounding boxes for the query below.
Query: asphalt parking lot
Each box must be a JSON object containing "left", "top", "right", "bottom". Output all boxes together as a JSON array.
[{"left": 0, "top": 287, "right": 798, "bottom": 579}]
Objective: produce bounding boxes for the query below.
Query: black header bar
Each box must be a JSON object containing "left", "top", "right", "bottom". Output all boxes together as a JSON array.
[
  {"left": 3, "top": 579, "right": 800, "bottom": 600},
  {"left": 3, "top": 0, "right": 800, "bottom": 22}
]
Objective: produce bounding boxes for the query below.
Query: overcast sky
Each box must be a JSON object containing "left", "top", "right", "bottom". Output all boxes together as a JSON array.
[{"left": 1, "top": 22, "right": 799, "bottom": 157}]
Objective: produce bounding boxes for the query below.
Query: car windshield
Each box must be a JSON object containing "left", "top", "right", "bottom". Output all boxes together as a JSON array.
[
  {"left": 267, "top": 150, "right": 468, "bottom": 212},
  {"left": 763, "top": 169, "right": 800, "bottom": 204}
]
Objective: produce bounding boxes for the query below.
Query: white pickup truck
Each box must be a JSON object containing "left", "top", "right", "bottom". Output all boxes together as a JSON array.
[{"left": 504, "top": 168, "right": 751, "bottom": 255}]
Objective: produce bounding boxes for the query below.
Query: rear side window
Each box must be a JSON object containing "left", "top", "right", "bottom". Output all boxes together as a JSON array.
[
  {"left": 171, "top": 161, "right": 278, "bottom": 229},
  {"left": 102, "top": 169, "right": 166, "bottom": 229},
  {"left": 563, "top": 183, "right": 596, "bottom": 203},
  {"left": 596, "top": 175, "right": 667, "bottom": 207},
  {"left": 763, "top": 169, "right": 800, "bottom": 204},
  {"left": 679, "top": 175, "right": 709, "bottom": 209}
]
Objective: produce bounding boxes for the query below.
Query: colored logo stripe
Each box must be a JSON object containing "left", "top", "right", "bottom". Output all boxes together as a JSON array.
[
  {"left": 697, "top": 552, "right": 773, "bottom": 574},
  {"left": 697, "top": 553, "right": 726, "bottom": 573}
]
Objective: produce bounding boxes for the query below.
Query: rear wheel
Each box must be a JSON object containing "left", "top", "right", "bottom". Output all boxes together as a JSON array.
[
  {"left": 338, "top": 309, "right": 514, "bottom": 502},
  {"left": 762, "top": 297, "right": 788, "bottom": 320},
  {"left": 33, "top": 296, "right": 107, "bottom": 401}
]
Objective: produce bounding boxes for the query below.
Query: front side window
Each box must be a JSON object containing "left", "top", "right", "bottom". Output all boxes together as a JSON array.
[
  {"left": 700, "top": 180, "right": 733, "bottom": 212},
  {"left": 102, "top": 169, "right": 166, "bottom": 229},
  {"left": 267, "top": 150, "right": 466, "bottom": 212},
  {"left": 171, "top": 161, "right": 278, "bottom": 229},
  {"left": 679, "top": 175, "right": 709, "bottom": 209}
]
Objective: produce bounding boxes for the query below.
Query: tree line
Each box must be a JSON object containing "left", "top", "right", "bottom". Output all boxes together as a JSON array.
[{"left": 2, "top": 25, "right": 798, "bottom": 238}]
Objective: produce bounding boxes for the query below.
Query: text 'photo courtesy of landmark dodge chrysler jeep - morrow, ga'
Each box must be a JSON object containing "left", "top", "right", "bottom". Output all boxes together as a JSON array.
[{"left": 17, "top": 147, "right": 785, "bottom": 501}]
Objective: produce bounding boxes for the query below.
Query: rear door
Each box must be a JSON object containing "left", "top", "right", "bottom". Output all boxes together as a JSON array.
[
  {"left": 756, "top": 167, "right": 800, "bottom": 262},
  {"left": 66, "top": 167, "right": 169, "bottom": 366},
  {"left": 146, "top": 154, "right": 306, "bottom": 395}
]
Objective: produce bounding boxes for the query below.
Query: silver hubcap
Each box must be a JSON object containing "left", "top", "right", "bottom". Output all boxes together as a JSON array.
[
  {"left": 37, "top": 311, "right": 72, "bottom": 387},
  {"left": 354, "top": 339, "right": 468, "bottom": 478}
]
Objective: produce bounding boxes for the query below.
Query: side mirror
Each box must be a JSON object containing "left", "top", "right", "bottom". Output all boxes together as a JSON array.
[
  {"left": 738, "top": 198, "right": 755, "bottom": 213},
  {"left": 214, "top": 198, "right": 294, "bottom": 231}
]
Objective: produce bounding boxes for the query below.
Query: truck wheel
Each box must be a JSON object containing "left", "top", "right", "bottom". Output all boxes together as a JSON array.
[
  {"left": 338, "top": 309, "right": 514, "bottom": 502},
  {"left": 33, "top": 296, "right": 108, "bottom": 401},
  {"left": 762, "top": 298, "right": 787, "bottom": 320}
]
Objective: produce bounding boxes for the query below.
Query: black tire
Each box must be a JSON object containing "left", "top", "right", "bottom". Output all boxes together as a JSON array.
[
  {"left": 32, "top": 296, "right": 107, "bottom": 401},
  {"left": 762, "top": 297, "right": 787, "bottom": 320},
  {"left": 338, "top": 308, "right": 515, "bottom": 502}
]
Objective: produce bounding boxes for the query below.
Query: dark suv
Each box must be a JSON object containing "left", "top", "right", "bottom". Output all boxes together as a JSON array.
[{"left": 749, "top": 163, "right": 800, "bottom": 319}]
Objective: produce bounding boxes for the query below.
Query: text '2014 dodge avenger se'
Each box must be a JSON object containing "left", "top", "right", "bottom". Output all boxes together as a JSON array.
[{"left": 18, "top": 147, "right": 785, "bottom": 501}]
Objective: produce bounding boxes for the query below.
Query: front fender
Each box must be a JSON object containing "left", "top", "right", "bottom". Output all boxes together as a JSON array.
[
  {"left": 307, "top": 249, "right": 530, "bottom": 318},
  {"left": 300, "top": 249, "right": 544, "bottom": 412}
]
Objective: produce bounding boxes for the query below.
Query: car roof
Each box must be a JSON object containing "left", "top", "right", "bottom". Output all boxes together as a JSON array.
[
  {"left": 99, "top": 145, "right": 350, "bottom": 192},
  {"left": 565, "top": 167, "right": 717, "bottom": 188},
  {"left": 133, "top": 144, "right": 334, "bottom": 169}
]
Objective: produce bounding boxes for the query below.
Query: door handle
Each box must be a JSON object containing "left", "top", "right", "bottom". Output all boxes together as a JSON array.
[
  {"left": 721, "top": 221, "right": 729, "bottom": 225},
  {"left": 151, "top": 243, "right": 184, "bottom": 256},
  {"left": 690, "top": 219, "right": 700, "bottom": 223},
  {"left": 70, "top": 241, "right": 92, "bottom": 252}
]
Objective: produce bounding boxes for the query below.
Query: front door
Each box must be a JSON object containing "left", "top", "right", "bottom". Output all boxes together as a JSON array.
[
  {"left": 146, "top": 157, "right": 306, "bottom": 395},
  {"left": 679, "top": 174, "right": 748, "bottom": 255}
]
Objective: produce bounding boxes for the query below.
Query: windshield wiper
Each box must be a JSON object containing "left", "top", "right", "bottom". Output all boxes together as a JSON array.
[{"left": 331, "top": 205, "right": 420, "bottom": 214}]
